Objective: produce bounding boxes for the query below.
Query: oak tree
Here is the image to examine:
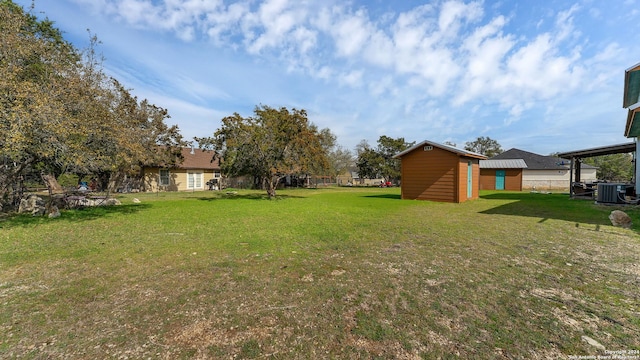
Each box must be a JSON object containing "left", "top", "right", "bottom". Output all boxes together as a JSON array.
[
  {"left": 198, "top": 105, "right": 330, "bottom": 198},
  {"left": 464, "top": 136, "right": 503, "bottom": 157},
  {"left": 584, "top": 153, "right": 634, "bottom": 182},
  {"left": 0, "top": 1, "right": 185, "bottom": 209},
  {"left": 355, "top": 136, "right": 414, "bottom": 183}
]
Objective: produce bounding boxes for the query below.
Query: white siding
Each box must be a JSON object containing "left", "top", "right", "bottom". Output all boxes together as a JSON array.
[{"left": 522, "top": 169, "right": 597, "bottom": 190}]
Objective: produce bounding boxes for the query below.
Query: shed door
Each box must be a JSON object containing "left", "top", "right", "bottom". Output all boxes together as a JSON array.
[
  {"left": 495, "top": 170, "right": 505, "bottom": 190},
  {"left": 467, "top": 161, "right": 473, "bottom": 198}
]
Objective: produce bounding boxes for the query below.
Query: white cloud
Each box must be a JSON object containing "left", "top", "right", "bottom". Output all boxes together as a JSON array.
[
  {"left": 368, "top": 75, "right": 395, "bottom": 97},
  {"left": 447, "top": 2, "right": 589, "bottom": 122},
  {"left": 323, "top": 7, "right": 373, "bottom": 58},
  {"left": 553, "top": 4, "right": 580, "bottom": 43},
  {"left": 243, "top": 0, "right": 301, "bottom": 54},
  {"left": 438, "top": 0, "right": 483, "bottom": 39},
  {"left": 338, "top": 69, "right": 364, "bottom": 87},
  {"left": 57, "top": 0, "right": 635, "bottom": 153}
]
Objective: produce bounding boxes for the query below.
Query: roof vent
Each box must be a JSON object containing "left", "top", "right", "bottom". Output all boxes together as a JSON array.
[{"left": 424, "top": 146, "right": 433, "bottom": 151}]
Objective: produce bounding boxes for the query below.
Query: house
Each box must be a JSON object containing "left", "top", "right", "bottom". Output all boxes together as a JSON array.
[
  {"left": 393, "top": 140, "right": 487, "bottom": 203},
  {"left": 143, "top": 147, "right": 222, "bottom": 192},
  {"left": 479, "top": 159, "right": 528, "bottom": 191},
  {"left": 486, "top": 148, "right": 597, "bottom": 191}
]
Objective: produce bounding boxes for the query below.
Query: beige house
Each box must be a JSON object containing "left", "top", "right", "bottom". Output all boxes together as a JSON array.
[{"left": 143, "top": 147, "right": 222, "bottom": 192}]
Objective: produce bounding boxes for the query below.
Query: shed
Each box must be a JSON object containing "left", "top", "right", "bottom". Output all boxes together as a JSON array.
[
  {"left": 393, "top": 140, "right": 487, "bottom": 203},
  {"left": 479, "top": 159, "right": 527, "bottom": 191},
  {"left": 489, "top": 148, "right": 597, "bottom": 190}
]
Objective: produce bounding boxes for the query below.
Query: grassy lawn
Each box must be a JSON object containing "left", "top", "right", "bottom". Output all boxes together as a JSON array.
[{"left": 1, "top": 187, "right": 639, "bottom": 359}]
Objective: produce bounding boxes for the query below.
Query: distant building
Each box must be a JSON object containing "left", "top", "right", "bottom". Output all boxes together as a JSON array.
[
  {"left": 484, "top": 148, "right": 596, "bottom": 191},
  {"left": 479, "top": 159, "right": 527, "bottom": 191}
]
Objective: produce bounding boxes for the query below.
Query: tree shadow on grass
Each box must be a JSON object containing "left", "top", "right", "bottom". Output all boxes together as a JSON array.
[
  {"left": 196, "top": 193, "right": 305, "bottom": 201},
  {"left": 0, "top": 204, "right": 151, "bottom": 230},
  {"left": 362, "top": 194, "right": 402, "bottom": 200},
  {"left": 479, "top": 192, "right": 640, "bottom": 233}
]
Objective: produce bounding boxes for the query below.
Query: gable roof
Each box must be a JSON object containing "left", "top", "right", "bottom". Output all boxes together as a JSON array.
[
  {"left": 177, "top": 147, "right": 220, "bottom": 170},
  {"left": 491, "top": 148, "right": 595, "bottom": 170},
  {"left": 394, "top": 140, "right": 487, "bottom": 159}
]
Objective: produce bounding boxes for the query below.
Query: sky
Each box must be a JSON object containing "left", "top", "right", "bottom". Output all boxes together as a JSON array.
[{"left": 15, "top": 0, "right": 640, "bottom": 155}]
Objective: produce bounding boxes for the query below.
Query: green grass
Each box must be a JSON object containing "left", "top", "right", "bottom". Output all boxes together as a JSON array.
[{"left": 1, "top": 187, "right": 639, "bottom": 358}]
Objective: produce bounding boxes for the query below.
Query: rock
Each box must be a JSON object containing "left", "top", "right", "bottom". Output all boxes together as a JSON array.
[
  {"left": 48, "top": 205, "right": 60, "bottom": 218},
  {"left": 132, "top": 198, "right": 141, "bottom": 203},
  {"left": 581, "top": 335, "right": 605, "bottom": 351},
  {"left": 609, "top": 210, "right": 632, "bottom": 228},
  {"left": 31, "top": 206, "right": 45, "bottom": 216},
  {"left": 101, "top": 198, "right": 121, "bottom": 206},
  {"left": 51, "top": 194, "right": 67, "bottom": 209},
  {"left": 18, "top": 195, "right": 46, "bottom": 216}
]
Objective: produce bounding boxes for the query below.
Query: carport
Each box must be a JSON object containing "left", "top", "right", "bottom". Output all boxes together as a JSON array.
[{"left": 556, "top": 142, "right": 636, "bottom": 198}]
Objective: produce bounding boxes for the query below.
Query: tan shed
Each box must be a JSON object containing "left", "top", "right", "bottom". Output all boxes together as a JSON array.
[{"left": 393, "top": 140, "right": 487, "bottom": 203}]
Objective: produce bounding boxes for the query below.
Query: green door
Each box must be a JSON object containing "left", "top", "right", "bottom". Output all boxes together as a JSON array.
[
  {"left": 467, "top": 161, "right": 473, "bottom": 198},
  {"left": 495, "top": 170, "right": 505, "bottom": 190}
]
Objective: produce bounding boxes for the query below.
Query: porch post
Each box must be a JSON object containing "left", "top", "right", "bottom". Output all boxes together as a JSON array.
[
  {"left": 636, "top": 138, "right": 640, "bottom": 196},
  {"left": 569, "top": 157, "right": 574, "bottom": 197}
]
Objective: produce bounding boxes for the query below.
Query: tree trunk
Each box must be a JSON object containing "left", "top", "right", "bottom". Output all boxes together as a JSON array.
[
  {"left": 41, "top": 173, "right": 63, "bottom": 193},
  {"left": 266, "top": 185, "right": 276, "bottom": 199},
  {"left": 266, "top": 177, "right": 279, "bottom": 199}
]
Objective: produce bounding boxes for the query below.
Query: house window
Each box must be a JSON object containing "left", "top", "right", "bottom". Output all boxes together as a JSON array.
[
  {"left": 214, "top": 171, "right": 221, "bottom": 178},
  {"left": 159, "top": 169, "right": 170, "bottom": 186},
  {"left": 188, "top": 171, "right": 203, "bottom": 189}
]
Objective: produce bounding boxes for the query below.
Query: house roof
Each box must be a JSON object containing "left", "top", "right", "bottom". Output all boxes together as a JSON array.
[
  {"left": 623, "top": 62, "right": 640, "bottom": 137},
  {"left": 624, "top": 62, "right": 640, "bottom": 109},
  {"left": 491, "top": 148, "right": 596, "bottom": 170},
  {"left": 177, "top": 147, "right": 220, "bottom": 170},
  {"left": 624, "top": 102, "right": 640, "bottom": 137},
  {"left": 393, "top": 140, "right": 487, "bottom": 159},
  {"left": 480, "top": 159, "right": 528, "bottom": 169}
]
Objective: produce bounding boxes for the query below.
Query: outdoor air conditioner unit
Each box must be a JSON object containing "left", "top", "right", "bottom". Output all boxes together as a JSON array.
[{"left": 597, "top": 183, "right": 626, "bottom": 204}]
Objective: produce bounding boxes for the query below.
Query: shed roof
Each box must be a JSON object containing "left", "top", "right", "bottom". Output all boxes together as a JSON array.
[
  {"left": 394, "top": 140, "right": 487, "bottom": 159},
  {"left": 491, "top": 148, "right": 595, "bottom": 170},
  {"left": 480, "top": 159, "right": 527, "bottom": 169}
]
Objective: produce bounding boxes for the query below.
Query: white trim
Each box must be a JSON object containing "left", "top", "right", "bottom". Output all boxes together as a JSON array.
[{"left": 187, "top": 171, "right": 204, "bottom": 189}]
